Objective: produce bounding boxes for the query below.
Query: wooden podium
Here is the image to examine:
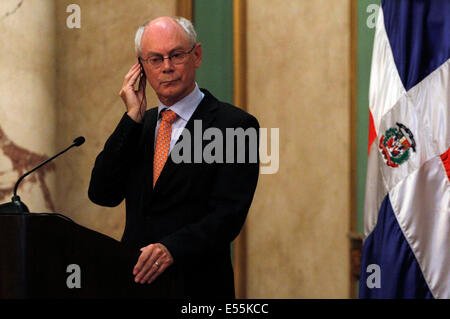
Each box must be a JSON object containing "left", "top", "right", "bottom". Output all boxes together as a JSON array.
[{"left": 0, "top": 212, "right": 183, "bottom": 298}]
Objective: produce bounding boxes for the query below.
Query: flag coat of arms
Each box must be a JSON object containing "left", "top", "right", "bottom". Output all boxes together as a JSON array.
[{"left": 359, "top": 0, "right": 450, "bottom": 298}]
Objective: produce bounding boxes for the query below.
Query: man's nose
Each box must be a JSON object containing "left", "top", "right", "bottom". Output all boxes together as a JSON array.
[{"left": 161, "top": 57, "right": 174, "bottom": 72}]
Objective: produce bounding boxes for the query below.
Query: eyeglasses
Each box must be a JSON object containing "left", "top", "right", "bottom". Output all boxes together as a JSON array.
[{"left": 140, "top": 44, "right": 196, "bottom": 68}]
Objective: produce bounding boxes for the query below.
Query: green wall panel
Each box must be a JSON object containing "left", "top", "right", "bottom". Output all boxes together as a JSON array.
[
  {"left": 193, "top": 0, "right": 234, "bottom": 262},
  {"left": 194, "top": 0, "right": 233, "bottom": 104}
]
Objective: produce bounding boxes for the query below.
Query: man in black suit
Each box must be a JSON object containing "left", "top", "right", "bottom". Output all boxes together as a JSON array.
[{"left": 88, "top": 16, "right": 259, "bottom": 298}]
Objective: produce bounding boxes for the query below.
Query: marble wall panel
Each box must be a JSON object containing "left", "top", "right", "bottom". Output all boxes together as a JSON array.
[{"left": 0, "top": 0, "right": 56, "bottom": 212}]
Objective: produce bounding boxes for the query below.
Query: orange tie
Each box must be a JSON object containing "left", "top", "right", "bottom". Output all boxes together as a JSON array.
[{"left": 153, "top": 109, "right": 177, "bottom": 187}]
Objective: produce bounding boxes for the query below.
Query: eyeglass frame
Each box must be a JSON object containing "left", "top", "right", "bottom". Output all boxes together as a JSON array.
[{"left": 139, "top": 44, "right": 197, "bottom": 68}]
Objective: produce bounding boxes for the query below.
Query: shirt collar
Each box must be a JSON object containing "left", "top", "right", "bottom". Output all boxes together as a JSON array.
[{"left": 157, "top": 83, "right": 204, "bottom": 121}]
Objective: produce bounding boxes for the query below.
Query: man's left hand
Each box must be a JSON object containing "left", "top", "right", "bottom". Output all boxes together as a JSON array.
[{"left": 133, "top": 243, "right": 173, "bottom": 284}]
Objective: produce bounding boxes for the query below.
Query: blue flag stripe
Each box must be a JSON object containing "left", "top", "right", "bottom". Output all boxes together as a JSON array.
[
  {"left": 359, "top": 194, "right": 433, "bottom": 298},
  {"left": 381, "top": 0, "right": 450, "bottom": 90}
]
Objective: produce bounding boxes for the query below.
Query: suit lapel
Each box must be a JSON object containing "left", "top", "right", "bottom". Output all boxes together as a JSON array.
[{"left": 142, "top": 108, "right": 158, "bottom": 199}]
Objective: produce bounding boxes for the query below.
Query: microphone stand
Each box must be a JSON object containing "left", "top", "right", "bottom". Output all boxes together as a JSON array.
[{"left": 0, "top": 137, "right": 85, "bottom": 214}]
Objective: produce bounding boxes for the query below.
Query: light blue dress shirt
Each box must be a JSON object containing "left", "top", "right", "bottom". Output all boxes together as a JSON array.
[{"left": 155, "top": 83, "right": 204, "bottom": 151}]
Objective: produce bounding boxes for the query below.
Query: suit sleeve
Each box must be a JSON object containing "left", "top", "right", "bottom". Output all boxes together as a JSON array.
[
  {"left": 159, "top": 114, "right": 260, "bottom": 263},
  {"left": 88, "top": 113, "right": 143, "bottom": 207}
]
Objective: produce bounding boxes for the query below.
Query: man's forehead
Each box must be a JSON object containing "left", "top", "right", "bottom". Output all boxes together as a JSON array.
[{"left": 142, "top": 19, "right": 189, "bottom": 45}]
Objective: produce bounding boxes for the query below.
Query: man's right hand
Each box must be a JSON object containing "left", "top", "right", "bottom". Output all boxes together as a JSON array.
[{"left": 119, "top": 62, "right": 147, "bottom": 123}]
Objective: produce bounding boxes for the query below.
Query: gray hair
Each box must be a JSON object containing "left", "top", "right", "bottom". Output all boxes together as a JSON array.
[{"left": 134, "top": 16, "right": 197, "bottom": 56}]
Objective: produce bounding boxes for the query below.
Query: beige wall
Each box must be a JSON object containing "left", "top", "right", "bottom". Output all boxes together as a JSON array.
[
  {"left": 54, "top": 0, "right": 176, "bottom": 239},
  {"left": 246, "top": 0, "right": 351, "bottom": 298},
  {"left": 0, "top": 0, "right": 56, "bottom": 212}
]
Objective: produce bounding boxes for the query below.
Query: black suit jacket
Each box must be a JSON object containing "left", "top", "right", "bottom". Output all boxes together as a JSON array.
[{"left": 88, "top": 89, "right": 259, "bottom": 298}]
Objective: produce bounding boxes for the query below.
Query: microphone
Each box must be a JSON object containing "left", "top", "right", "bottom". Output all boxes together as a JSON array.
[
  {"left": 73, "top": 136, "right": 85, "bottom": 147},
  {"left": 0, "top": 136, "right": 86, "bottom": 214}
]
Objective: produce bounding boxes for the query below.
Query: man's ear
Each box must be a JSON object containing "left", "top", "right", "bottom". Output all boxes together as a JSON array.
[{"left": 193, "top": 43, "right": 202, "bottom": 68}]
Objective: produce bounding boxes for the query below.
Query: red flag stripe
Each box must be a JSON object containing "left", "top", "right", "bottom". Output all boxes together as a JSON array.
[
  {"left": 368, "top": 110, "right": 377, "bottom": 155},
  {"left": 440, "top": 147, "right": 450, "bottom": 181}
]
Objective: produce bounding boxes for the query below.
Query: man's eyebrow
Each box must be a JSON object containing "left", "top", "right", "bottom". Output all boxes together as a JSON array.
[{"left": 145, "top": 46, "right": 186, "bottom": 57}]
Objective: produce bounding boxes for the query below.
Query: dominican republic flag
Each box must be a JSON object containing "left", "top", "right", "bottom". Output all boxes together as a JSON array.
[{"left": 359, "top": 0, "right": 449, "bottom": 298}]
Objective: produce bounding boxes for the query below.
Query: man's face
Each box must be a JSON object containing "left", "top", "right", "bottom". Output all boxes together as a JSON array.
[{"left": 140, "top": 19, "right": 202, "bottom": 106}]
